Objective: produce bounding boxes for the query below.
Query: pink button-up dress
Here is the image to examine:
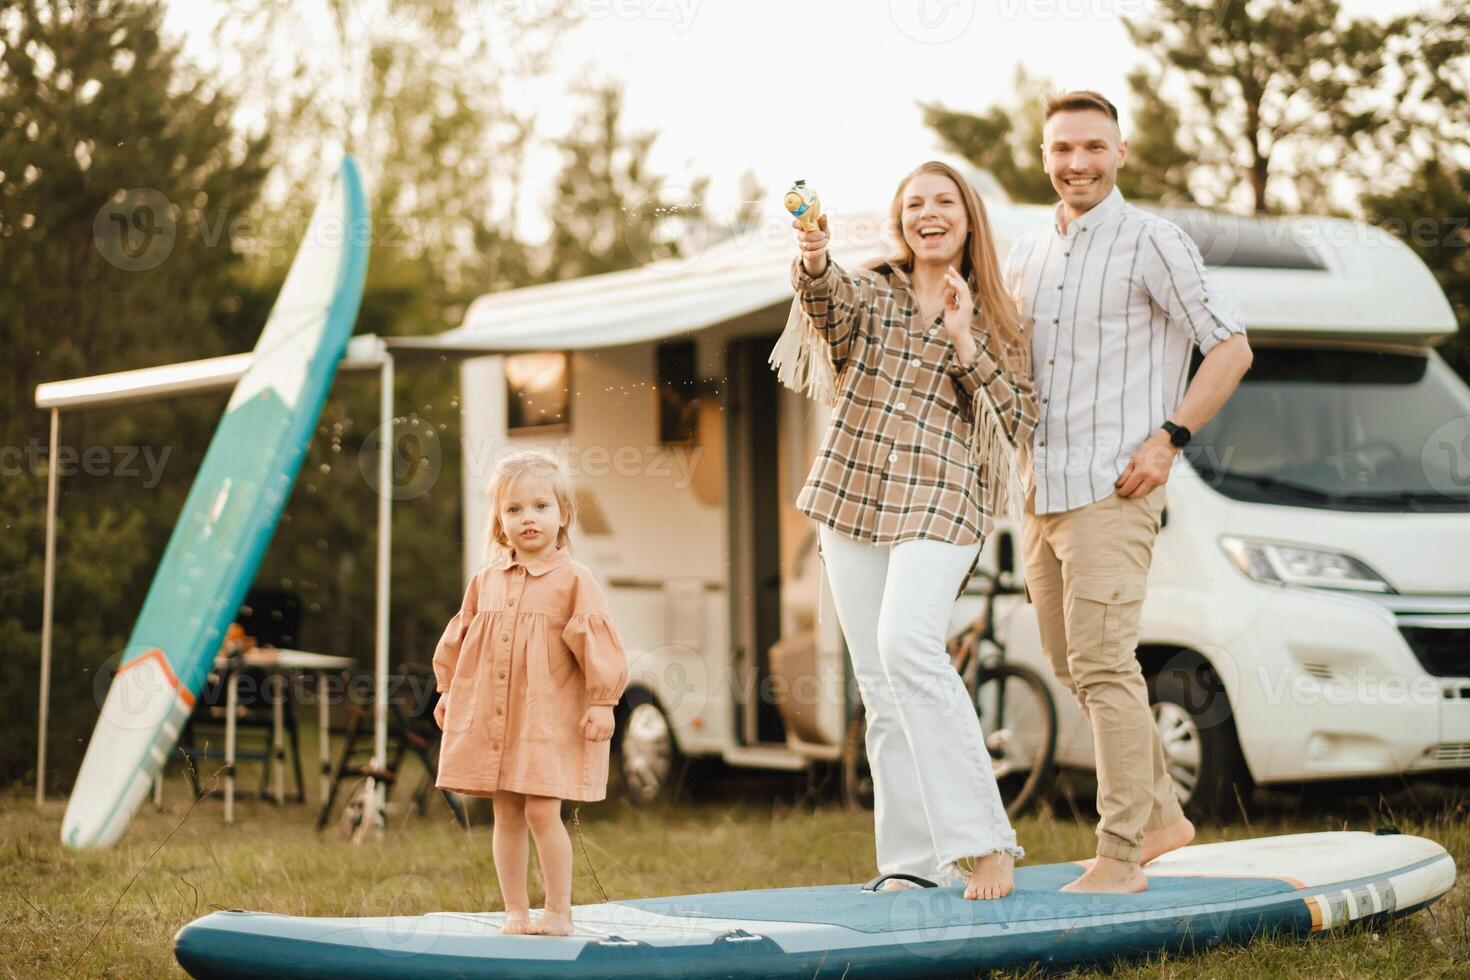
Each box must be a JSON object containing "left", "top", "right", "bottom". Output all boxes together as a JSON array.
[{"left": 432, "top": 547, "right": 629, "bottom": 802}]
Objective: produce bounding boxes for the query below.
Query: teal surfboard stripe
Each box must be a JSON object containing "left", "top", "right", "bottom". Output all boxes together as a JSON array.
[{"left": 63, "top": 157, "right": 369, "bottom": 849}]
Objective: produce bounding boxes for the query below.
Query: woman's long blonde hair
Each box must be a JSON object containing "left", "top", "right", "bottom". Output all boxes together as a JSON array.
[
  {"left": 481, "top": 450, "right": 577, "bottom": 566},
  {"left": 885, "top": 161, "right": 1024, "bottom": 354}
]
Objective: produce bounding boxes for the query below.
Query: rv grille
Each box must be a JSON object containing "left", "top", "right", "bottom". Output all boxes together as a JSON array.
[
  {"left": 1431, "top": 743, "right": 1470, "bottom": 764},
  {"left": 1399, "top": 626, "right": 1470, "bottom": 678}
]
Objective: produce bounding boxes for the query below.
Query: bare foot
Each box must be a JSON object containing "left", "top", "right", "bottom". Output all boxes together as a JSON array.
[
  {"left": 1061, "top": 855, "right": 1148, "bottom": 894},
  {"left": 1140, "top": 817, "right": 1195, "bottom": 866},
  {"left": 501, "top": 910, "right": 533, "bottom": 935},
  {"left": 963, "top": 851, "right": 1015, "bottom": 901},
  {"left": 1074, "top": 817, "right": 1198, "bottom": 871},
  {"left": 526, "top": 909, "right": 574, "bottom": 936}
]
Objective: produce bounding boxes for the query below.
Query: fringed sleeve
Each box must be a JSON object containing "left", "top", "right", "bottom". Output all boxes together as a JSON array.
[
  {"left": 948, "top": 327, "right": 1039, "bottom": 521},
  {"left": 769, "top": 257, "right": 870, "bottom": 406},
  {"left": 561, "top": 569, "right": 629, "bottom": 707},
  {"left": 432, "top": 572, "right": 481, "bottom": 693}
]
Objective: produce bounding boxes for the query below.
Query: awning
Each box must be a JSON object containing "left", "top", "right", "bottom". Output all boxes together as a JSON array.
[
  {"left": 385, "top": 213, "right": 896, "bottom": 357},
  {"left": 35, "top": 334, "right": 390, "bottom": 411}
]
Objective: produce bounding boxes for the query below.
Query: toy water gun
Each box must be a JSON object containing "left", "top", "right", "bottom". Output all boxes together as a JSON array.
[{"left": 784, "top": 179, "right": 822, "bottom": 231}]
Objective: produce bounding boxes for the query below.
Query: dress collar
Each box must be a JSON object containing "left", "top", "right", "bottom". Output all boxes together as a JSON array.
[
  {"left": 495, "top": 545, "right": 571, "bottom": 577},
  {"left": 1053, "top": 186, "right": 1126, "bottom": 237}
]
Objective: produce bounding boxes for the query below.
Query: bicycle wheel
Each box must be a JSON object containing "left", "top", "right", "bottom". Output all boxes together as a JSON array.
[
  {"left": 840, "top": 705, "right": 874, "bottom": 812},
  {"left": 973, "top": 661, "right": 1057, "bottom": 818}
]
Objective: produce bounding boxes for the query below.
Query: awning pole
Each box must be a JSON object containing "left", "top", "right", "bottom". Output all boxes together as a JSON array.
[
  {"left": 36, "top": 408, "right": 60, "bottom": 806},
  {"left": 367, "top": 348, "right": 394, "bottom": 836}
]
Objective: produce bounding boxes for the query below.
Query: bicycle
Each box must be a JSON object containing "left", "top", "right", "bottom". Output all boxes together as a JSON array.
[{"left": 841, "top": 539, "right": 1058, "bottom": 819}]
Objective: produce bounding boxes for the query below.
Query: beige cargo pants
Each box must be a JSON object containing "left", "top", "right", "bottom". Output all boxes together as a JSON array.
[{"left": 1021, "top": 484, "right": 1185, "bottom": 863}]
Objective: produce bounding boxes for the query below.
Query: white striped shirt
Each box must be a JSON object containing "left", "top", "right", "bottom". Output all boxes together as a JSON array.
[{"left": 1005, "top": 188, "right": 1246, "bottom": 515}]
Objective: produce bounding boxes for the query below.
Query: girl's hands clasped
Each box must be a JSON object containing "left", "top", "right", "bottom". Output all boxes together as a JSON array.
[
  {"left": 580, "top": 705, "right": 615, "bottom": 742},
  {"left": 794, "top": 213, "right": 831, "bottom": 278}
]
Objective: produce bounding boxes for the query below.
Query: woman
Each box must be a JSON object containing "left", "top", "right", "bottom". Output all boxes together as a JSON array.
[{"left": 772, "top": 161, "right": 1038, "bottom": 900}]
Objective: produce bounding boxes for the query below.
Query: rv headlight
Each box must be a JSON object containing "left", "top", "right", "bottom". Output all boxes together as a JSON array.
[{"left": 1219, "top": 537, "right": 1394, "bottom": 593}]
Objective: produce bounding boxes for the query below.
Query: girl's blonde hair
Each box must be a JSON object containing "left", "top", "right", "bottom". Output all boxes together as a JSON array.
[
  {"left": 884, "top": 160, "right": 1024, "bottom": 354},
  {"left": 482, "top": 450, "right": 577, "bottom": 565}
]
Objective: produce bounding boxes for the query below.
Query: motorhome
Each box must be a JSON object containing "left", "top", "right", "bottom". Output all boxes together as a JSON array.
[{"left": 420, "top": 177, "right": 1470, "bottom": 814}]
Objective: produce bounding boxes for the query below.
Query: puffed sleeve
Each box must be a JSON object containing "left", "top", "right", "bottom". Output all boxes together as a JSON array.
[
  {"left": 432, "top": 571, "right": 480, "bottom": 694},
  {"left": 561, "top": 570, "right": 629, "bottom": 707}
]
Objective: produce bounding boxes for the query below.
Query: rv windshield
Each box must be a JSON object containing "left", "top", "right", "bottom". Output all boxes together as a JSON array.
[{"left": 1188, "top": 346, "right": 1470, "bottom": 512}]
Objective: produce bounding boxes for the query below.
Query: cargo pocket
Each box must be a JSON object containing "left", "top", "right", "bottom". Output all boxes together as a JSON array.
[
  {"left": 445, "top": 677, "right": 478, "bottom": 735},
  {"left": 1069, "top": 573, "right": 1148, "bottom": 664}
]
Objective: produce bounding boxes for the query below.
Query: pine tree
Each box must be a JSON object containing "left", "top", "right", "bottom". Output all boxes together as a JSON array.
[
  {"left": 0, "top": 0, "right": 269, "bottom": 787},
  {"left": 1123, "top": 0, "right": 1384, "bottom": 214},
  {"left": 920, "top": 66, "right": 1055, "bottom": 205},
  {"left": 544, "top": 82, "right": 708, "bottom": 280}
]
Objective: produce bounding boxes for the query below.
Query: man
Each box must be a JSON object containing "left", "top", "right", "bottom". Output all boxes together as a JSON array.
[{"left": 1007, "top": 91, "right": 1253, "bottom": 894}]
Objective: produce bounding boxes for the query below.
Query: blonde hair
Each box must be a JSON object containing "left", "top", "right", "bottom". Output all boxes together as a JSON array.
[
  {"left": 482, "top": 450, "right": 577, "bottom": 565},
  {"left": 884, "top": 161, "right": 1024, "bottom": 354}
]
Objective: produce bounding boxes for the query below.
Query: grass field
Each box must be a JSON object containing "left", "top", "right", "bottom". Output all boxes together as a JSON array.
[{"left": 5, "top": 748, "right": 1470, "bottom": 979}]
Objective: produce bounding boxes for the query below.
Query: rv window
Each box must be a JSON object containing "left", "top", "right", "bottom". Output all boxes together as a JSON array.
[
  {"left": 1188, "top": 347, "right": 1470, "bottom": 512},
  {"left": 656, "top": 340, "right": 702, "bottom": 445}
]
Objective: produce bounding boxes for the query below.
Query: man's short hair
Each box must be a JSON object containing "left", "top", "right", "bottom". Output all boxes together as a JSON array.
[{"left": 1043, "top": 90, "right": 1119, "bottom": 124}]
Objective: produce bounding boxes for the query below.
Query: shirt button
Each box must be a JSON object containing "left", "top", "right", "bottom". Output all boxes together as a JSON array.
[
  {"left": 492, "top": 742, "right": 500, "bottom": 751},
  {"left": 501, "top": 633, "right": 509, "bottom": 642},
  {"left": 1056, "top": 284, "right": 1063, "bottom": 290},
  {"left": 1038, "top": 441, "right": 1047, "bottom": 448},
  {"left": 498, "top": 671, "right": 506, "bottom": 680},
  {"left": 508, "top": 598, "right": 516, "bottom": 607},
  {"left": 1048, "top": 358, "right": 1055, "bottom": 365},
  {"left": 895, "top": 401, "right": 907, "bottom": 411},
  {"left": 910, "top": 357, "right": 921, "bottom": 368},
  {"left": 888, "top": 452, "right": 898, "bottom": 463},
  {"left": 496, "top": 706, "right": 503, "bottom": 716},
  {"left": 1042, "top": 397, "right": 1049, "bottom": 404},
  {"left": 1064, "top": 251, "right": 1071, "bottom": 257},
  {"left": 1052, "top": 318, "right": 1059, "bottom": 325}
]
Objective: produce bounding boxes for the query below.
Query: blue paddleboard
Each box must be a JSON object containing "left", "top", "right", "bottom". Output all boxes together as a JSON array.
[
  {"left": 62, "top": 157, "right": 370, "bottom": 849},
  {"left": 173, "top": 831, "right": 1455, "bottom": 978}
]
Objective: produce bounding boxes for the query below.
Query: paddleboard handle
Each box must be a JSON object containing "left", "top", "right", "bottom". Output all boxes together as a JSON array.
[{"left": 861, "top": 872, "right": 939, "bottom": 891}]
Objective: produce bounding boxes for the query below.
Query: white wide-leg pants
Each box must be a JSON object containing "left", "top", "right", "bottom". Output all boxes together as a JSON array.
[{"left": 819, "top": 524, "right": 1023, "bottom": 883}]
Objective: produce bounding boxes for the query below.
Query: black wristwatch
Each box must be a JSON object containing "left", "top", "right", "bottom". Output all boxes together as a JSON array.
[{"left": 1161, "top": 419, "right": 1192, "bottom": 448}]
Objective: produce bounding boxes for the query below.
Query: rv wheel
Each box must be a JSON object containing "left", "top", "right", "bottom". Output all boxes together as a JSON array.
[
  {"left": 614, "top": 690, "right": 682, "bottom": 806},
  {"left": 1150, "top": 660, "right": 1252, "bottom": 820}
]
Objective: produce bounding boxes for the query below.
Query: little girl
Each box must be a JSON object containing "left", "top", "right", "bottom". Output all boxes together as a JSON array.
[{"left": 433, "top": 450, "right": 628, "bottom": 936}]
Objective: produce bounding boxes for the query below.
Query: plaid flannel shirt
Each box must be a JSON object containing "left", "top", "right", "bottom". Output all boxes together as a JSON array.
[{"left": 789, "top": 257, "right": 1039, "bottom": 546}]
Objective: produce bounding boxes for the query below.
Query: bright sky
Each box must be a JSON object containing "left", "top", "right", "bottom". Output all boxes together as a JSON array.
[{"left": 166, "top": 0, "right": 1431, "bottom": 240}]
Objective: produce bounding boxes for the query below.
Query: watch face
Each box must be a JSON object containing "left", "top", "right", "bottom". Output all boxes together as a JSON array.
[{"left": 1171, "top": 426, "right": 1190, "bottom": 447}]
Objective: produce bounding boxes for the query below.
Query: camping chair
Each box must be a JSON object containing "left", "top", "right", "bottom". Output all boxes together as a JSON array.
[
  {"left": 177, "top": 590, "right": 306, "bottom": 803},
  {"left": 315, "top": 661, "right": 448, "bottom": 833}
]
